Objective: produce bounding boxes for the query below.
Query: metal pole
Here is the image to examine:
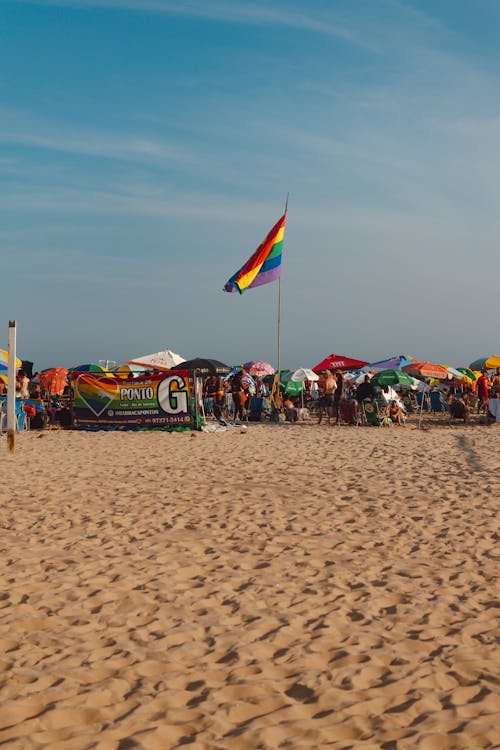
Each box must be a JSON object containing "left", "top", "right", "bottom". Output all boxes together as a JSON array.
[
  {"left": 7, "top": 320, "right": 16, "bottom": 452},
  {"left": 277, "top": 275, "right": 281, "bottom": 377},
  {"left": 277, "top": 192, "right": 289, "bottom": 378},
  {"left": 194, "top": 370, "right": 201, "bottom": 429},
  {"left": 418, "top": 383, "right": 428, "bottom": 429}
]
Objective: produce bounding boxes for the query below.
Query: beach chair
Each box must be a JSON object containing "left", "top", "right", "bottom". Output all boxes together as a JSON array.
[
  {"left": 22, "top": 399, "right": 49, "bottom": 429},
  {"left": 449, "top": 399, "right": 469, "bottom": 424},
  {"left": 22, "top": 402, "right": 37, "bottom": 429},
  {"left": 339, "top": 399, "right": 358, "bottom": 425},
  {"left": 430, "top": 391, "right": 449, "bottom": 413},
  {"left": 363, "top": 400, "right": 391, "bottom": 427},
  {"left": 0, "top": 399, "right": 28, "bottom": 434},
  {"left": 248, "top": 396, "right": 264, "bottom": 422},
  {"left": 416, "top": 392, "right": 430, "bottom": 411}
]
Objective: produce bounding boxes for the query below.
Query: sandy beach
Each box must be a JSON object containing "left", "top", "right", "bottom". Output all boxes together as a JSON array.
[{"left": 1, "top": 423, "right": 499, "bottom": 749}]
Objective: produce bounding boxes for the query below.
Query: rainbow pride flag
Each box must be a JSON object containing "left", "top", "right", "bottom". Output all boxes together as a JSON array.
[{"left": 224, "top": 213, "right": 286, "bottom": 294}]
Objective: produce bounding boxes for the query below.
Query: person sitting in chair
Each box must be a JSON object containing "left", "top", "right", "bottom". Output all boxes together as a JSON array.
[
  {"left": 284, "top": 396, "right": 298, "bottom": 423},
  {"left": 388, "top": 400, "right": 405, "bottom": 426},
  {"left": 450, "top": 393, "right": 470, "bottom": 423},
  {"left": 355, "top": 375, "right": 375, "bottom": 425}
]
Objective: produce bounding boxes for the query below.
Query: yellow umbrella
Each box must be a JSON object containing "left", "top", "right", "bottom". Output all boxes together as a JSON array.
[
  {"left": 0, "top": 349, "right": 22, "bottom": 369},
  {"left": 469, "top": 355, "right": 500, "bottom": 370},
  {"left": 111, "top": 364, "right": 146, "bottom": 379}
]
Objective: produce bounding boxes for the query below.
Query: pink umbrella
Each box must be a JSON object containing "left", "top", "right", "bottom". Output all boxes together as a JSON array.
[{"left": 244, "top": 360, "right": 275, "bottom": 376}]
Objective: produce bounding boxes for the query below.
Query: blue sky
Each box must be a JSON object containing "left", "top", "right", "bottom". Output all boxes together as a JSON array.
[{"left": 1, "top": 0, "right": 500, "bottom": 370}]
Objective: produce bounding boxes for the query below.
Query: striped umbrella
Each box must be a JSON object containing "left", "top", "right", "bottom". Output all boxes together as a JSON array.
[
  {"left": 441, "top": 365, "right": 467, "bottom": 382},
  {"left": 458, "top": 367, "right": 480, "bottom": 381},
  {"left": 469, "top": 355, "right": 500, "bottom": 371},
  {"left": 0, "top": 349, "right": 22, "bottom": 372}
]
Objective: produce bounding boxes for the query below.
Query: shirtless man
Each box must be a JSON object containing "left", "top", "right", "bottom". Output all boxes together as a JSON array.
[
  {"left": 318, "top": 370, "right": 336, "bottom": 425},
  {"left": 491, "top": 368, "right": 500, "bottom": 396}
]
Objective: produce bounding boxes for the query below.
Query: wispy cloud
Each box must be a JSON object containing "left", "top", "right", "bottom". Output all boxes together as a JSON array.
[
  {"left": 0, "top": 121, "right": 186, "bottom": 164},
  {"left": 14, "top": 0, "right": 366, "bottom": 46}
]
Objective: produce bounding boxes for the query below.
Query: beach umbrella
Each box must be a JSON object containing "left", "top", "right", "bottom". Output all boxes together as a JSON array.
[
  {"left": 283, "top": 380, "right": 303, "bottom": 396},
  {"left": 243, "top": 360, "right": 275, "bottom": 376},
  {"left": 313, "top": 353, "right": 369, "bottom": 373},
  {"left": 39, "top": 367, "right": 69, "bottom": 395},
  {"left": 343, "top": 370, "right": 369, "bottom": 386},
  {"left": 112, "top": 364, "right": 147, "bottom": 379},
  {"left": 365, "top": 354, "right": 417, "bottom": 371},
  {"left": 402, "top": 362, "right": 452, "bottom": 381},
  {"left": 127, "top": 348, "right": 185, "bottom": 371},
  {"left": 458, "top": 367, "right": 480, "bottom": 381},
  {"left": 263, "top": 369, "right": 291, "bottom": 384},
  {"left": 371, "top": 369, "right": 416, "bottom": 387},
  {"left": 441, "top": 365, "right": 467, "bottom": 382},
  {"left": 282, "top": 367, "right": 319, "bottom": 382},
  {"left": 71, "top": 363, "right": 114, "bottom": 374},
  {"left": 171, "top": 358, "right": 231, "bottom": 375},
  {"left": 0, "top": 349, "right": 22, "bottom": 372},
  {"left": 469, "top": 355, "right": 500, "bottom": 371},
  {"left": 403, "top": 362, "right": 452, "bottom": 427}
]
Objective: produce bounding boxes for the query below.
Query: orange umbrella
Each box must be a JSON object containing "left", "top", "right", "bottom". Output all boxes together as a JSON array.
[
  {"left": 402, "top": 362, "right": 452, "bottom": 381},
  {"left": 39, "top": 367, "right": 69, "bottom": 395}
]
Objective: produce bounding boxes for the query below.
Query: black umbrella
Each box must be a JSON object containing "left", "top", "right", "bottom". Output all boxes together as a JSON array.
[{"left": 171, "top": 358, "right": 231, "bottom": 375}]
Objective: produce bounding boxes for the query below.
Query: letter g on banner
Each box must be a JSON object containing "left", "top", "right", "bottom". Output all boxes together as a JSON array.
[{"left": 157, "top": 375, "right": 189, "bottom": 414}]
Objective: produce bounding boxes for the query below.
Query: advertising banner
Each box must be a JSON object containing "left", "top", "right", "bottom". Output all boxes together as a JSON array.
[{"left": 72, "top": 370, "right": 199, "bottom": 430}]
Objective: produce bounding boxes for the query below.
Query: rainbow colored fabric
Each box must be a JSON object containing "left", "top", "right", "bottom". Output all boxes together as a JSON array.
[{"left": 224, "top": 213, "right": 286, "bottom": 294}]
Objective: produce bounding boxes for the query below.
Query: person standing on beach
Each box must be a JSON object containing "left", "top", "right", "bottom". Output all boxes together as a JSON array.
[
  {"left": 230, "top": 368, "right": 247, "bottom": 421},
  {"left": 476, "top": 370, "right": 491, "bottom": 413},
  {"left": 204, "top": 374, "right": 222, "bottom": 418},
  {"left": 318, "top": 370, "right": 336, "bottom": 425},
  {"left": 333, "top": 371, "right": 344, "bottom": 424}
]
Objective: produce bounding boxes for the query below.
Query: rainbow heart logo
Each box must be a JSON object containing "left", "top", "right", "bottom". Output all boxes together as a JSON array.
[{"left": 74, "top": 374, "right": 119, "bottom": 417}]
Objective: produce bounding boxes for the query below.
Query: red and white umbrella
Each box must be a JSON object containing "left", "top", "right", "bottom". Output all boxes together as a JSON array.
[{"left": 313, "top": 353, "right": 369, "bottom": 372}]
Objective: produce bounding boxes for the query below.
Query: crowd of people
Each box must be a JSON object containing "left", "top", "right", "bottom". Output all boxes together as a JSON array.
[
  {"left": 201, "top": 366, "right": 500, "bottom": 427},
  {"left": 2, "top": 363, "right": 500, "bottom": 430},
  {"left": 0, "top": 370, "right": 69, "bottom": 428}
]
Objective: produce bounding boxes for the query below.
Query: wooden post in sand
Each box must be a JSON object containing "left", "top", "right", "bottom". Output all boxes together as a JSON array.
[{"left": 6, "top": 320, "right": 17, "bottom": 452}]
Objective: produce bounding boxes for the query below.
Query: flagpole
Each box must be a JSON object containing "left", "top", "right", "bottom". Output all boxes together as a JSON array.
[
  {"left": 277, "top": 275, "right": 281, "bottom": 378},
  {"left": 276, "top": 193, "right": 288, "bottom": 405}
]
